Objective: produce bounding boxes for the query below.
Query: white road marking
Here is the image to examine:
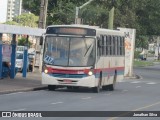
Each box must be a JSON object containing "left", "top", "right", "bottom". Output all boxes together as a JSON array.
[
  {"left": 146, "top": 82, "right": 156, "bottom": 85},
  {"left": 81, "top": 97, "right": 91, "bottom": 100},
  {"left": 121, "top": 90, "right": 128, "bottom": 93},
  {"left": 136, "top": 86, "right": 141, "bottom": 88},
  {"left": 51, "top": 102, "right": 63, "bottom": 105},
  {"left": 130, "top": 81, "right": 141, "bottom": 83},
  {"left": 12, "top": 108, "right": 26, "bottom": 111},
  {"left": 104, "top": 93, "right": 112, "bottom": 96},
  {"left": 6, "top": 92, "right": 24, "bottom": 95}
]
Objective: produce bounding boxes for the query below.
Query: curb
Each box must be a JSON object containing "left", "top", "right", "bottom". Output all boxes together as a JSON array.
[
  {"left": 125, "top": 75, "right": 143, "bottom": 79},
  {"left": 0, "top": 86, "right": 48, "bottom": 95}
]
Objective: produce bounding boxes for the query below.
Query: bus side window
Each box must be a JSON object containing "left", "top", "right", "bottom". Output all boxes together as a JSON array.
[
  {"left": 105, "top": 36, "right": 108, "bottom": 55},
  {"left": 114, "top": 36, "right": 118, "bottom": 55},
  {"left": 122, "top": 37, "right": 125, "bottom": 55},
  {"left": 107, "top": 35, "right": 112, "bottom": 56},
  {"left": 101, "top": 35, "right": 105, "bottom": 56},
  {"left": 120, "top": 37, "right": 125, "bottom": 55},
  {"left": 103, "top": 36, "right": 107, "bottom": 56},
  {"left": 111, "top": 36, "right": 114, "bottom": 55},
  {"left": 113, "top": 36, "right": 116, "bottom": 55},
  {"left": 117, "top": 36, "right": 121, "bottom": 55},
  {"left": 97, "top": 38, "right": 102, "bottom": 57}
]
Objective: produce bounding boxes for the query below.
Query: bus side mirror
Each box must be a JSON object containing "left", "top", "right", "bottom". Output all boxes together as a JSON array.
[{"left": 40, "top": 36, "right": 43, "bottom": 45}]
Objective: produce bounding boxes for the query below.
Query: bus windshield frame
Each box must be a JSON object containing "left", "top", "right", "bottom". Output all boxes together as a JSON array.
[{"left": 43, "top": 36, "right": 96, "bottom": 67}]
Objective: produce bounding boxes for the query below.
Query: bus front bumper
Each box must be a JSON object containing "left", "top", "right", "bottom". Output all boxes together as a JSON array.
[{"left": 42, "top": 73, "right": 96, "bottom": 88}]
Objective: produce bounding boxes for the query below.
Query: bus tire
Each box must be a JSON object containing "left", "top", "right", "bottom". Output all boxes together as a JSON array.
[
  {"left": 92, "top": 72, "right": 102, "bottom": 93},
  {"left": 108, "top": 72, "right": 117, "bottom": 91},
  {"left": 102, "top": 86, "right": 108, "bottom": 90},
  {"left": 48, "top": 85, "right": 56, "bottom": 91}
]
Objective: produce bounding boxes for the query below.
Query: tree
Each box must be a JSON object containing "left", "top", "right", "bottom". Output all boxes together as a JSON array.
[
  {"left": 13, "top": 13, "right": 39, "bottom": 27},
  {"left": 4, "top": 21, "right": 19, "bottom": 25},
  {"left": 136, "top": 35, "right": 149, "bottom": 49},
  {"left": 4, "top": 13, "right": 39, "bottom": 28},
  {"left": 22, "top": 0, "right": 160, "bottom": 43},
  {"left": 22, "top": 0, "right": 41, "bottom": 16},
  {"left": 18, "top": 37, "right": 31, "bottom": 47}
]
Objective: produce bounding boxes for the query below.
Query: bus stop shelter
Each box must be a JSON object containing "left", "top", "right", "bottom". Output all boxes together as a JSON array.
[{"left": 0, "top": 24, "right": 45, "bottom": 79}]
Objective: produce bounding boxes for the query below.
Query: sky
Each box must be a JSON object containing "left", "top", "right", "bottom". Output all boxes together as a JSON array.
[{"left": 0, "top": 0, "right": 8, "bottom": 23}]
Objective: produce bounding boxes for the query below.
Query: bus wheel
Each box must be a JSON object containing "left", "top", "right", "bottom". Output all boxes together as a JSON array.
[
  {"left": 102, "top": 86, "right": 108, "bottom": 90},
  {"left": 92, "top": 73, "right": 102, "bottom": 93},
  {"left": 108, "top": 74, "right": 117, "bottom": 91},
  {"left": 48, "top": 85, "right": 56, "bottom": 91}
]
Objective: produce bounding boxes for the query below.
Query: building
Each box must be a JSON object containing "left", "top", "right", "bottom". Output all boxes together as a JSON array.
[
  {"left": 6, "top": 0, "right": 22, "bottom": 21},
  {"left": 0, "top": 0, "right": 8, "bottom": 23}
]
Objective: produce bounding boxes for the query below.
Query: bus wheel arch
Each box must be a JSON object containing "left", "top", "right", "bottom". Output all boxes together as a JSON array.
[
  {"left": 92, "top": 71, "right": 102, "bottom": 93},
  {"left": 108, "top": 70, "right": 117, "bottom": 91},
  {"left": 48, "top": 85, "right": 56, "bottom": 91}
]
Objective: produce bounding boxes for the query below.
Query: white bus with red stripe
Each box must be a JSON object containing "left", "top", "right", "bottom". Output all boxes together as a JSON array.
[{"left": 41, "top": 25, "right": 125, "bottom": 93}]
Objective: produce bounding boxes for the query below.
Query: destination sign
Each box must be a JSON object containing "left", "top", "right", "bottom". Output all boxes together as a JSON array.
[{"left": 46, "top": 27, "right": 96, "bottom": 36}]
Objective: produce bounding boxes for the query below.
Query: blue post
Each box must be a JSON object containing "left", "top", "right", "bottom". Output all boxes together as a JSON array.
[
  {"left": 10, "top": 34, "right": 17, "bottom": 79},
  {"left": 0, "top": 33, "right": 3, "bottom": 79},
  {"left": 22, "top": 35, "right": 28, "bottom": 78}
]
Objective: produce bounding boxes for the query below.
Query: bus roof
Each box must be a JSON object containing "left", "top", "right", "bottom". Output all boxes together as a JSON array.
[{"left": 47, "top": 24, "right": 124, "bottom": 36}]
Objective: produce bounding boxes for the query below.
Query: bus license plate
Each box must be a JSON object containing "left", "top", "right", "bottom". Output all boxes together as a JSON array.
[{"left": 64, "top": 79, "right": 72, "bottom": 83}]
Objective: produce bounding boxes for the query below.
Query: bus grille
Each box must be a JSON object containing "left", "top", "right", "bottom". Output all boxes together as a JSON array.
[{"left": 50, "top": 73, "right": 87, "bottom": 78}]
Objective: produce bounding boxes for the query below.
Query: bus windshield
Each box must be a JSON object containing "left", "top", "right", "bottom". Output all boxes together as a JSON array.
[{"left": 43, "top": 36, "right": 95, "bottom": 67}]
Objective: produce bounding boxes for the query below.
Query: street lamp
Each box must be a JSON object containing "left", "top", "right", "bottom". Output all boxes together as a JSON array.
[{"left": 75, "top": 0, "right": 93, "bottom": 24}]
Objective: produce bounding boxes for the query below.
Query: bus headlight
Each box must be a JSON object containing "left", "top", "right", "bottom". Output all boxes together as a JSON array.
[
  {"left": 88, "top": 71, "right": 93, "bottom": 76},
  {"left": 44, "top": 69, "right": 48, "bottom": 74}
]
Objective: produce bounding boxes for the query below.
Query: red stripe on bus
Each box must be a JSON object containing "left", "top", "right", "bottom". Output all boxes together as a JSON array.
[
  {"left": 46, "top": 67, "right": 124, "bottom": 74},
  {"left": 93, "top": 67, "right": 124, "bottom": 73}
]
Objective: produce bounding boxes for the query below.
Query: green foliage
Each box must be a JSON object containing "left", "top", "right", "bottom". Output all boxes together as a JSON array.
[
  {"left": 18, "top": 37, "right": 31, "bottom": 47},
  {"left": 5, "top": 13, "right": 39, "bottom": 28},
  {"left": 148, "top": 50, "right": 155, "bottom": 54},
  {"left": 136, "top": 36, "right": 149, "bottom": 49},
  {"left": 47, "top": 0, "right": 75, "bottom": 25},
  {"left": 22, "top": 0, "right": 41, "bottom": 15},
  {"left": 134, "top": 51, "right": 141, "bottom": 59},
  {"left": 4, "top": 21, "right": 19, "bottom": 25},
  {"left": 134, "top": 60, "right": 154, "bottom": 67},
  {"left": 22, "top": 0, "right": 160, "bottom": 45},
  {"left": 13, "top": 13, "right": 39, "bottom": 27}
]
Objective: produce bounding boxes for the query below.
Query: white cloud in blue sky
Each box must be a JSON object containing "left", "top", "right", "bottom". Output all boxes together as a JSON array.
[{"left": 0, "top": 0, "right": 8, "bottom": 23}]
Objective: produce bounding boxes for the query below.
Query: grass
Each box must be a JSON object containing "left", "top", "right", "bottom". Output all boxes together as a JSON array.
[
  {"left": 134, "top": 60, "right": 154, "bottom": 67},
  {"left": 154, "top": 60, "right": 160, "bottom": 62}
]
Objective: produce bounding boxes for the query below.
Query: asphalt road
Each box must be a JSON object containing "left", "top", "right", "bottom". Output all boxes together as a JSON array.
[{"left": 0, "top": 65, "right": 160, "bottom": 120}]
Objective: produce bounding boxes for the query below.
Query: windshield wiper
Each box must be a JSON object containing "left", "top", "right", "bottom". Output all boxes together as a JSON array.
[{"left": 84, "top": 44, "right": 93, "bottom": 57}]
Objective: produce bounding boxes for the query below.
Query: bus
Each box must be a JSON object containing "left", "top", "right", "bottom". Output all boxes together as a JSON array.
[{"left": 40, "top": 25, "right": 125, "bottom": 93}]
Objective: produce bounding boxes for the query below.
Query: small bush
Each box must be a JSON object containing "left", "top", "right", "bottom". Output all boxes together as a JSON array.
[
  {"left": 134, "top": 51, "right": 141, "bottom": 59},
  {"left": 148, "top": 50, "right": 155, "bottom": 54}
]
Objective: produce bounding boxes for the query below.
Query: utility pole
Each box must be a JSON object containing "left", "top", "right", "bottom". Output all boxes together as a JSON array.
[
  {"left": 37, "top": 0, "right": 48, "bottom": 72},
  {"left": 108, "top": 7, "right": 114, "bottom": 29},
  {"left": 108, "top": 0, "right": 115, "bottom": 29},
  {"left": 38, "top": 0, "right": 48, "bottom": 28},
  {"left": 75, "top": 0, "right": 93, "bottom": 24}
]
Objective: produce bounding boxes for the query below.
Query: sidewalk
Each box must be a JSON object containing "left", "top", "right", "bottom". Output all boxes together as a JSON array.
[{"left": 0, "top": 72, "right": 47, "bottom": 94}]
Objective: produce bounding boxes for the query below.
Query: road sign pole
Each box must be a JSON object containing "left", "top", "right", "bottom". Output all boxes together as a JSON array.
[
  {"left": 10, "top": 34, "right": 17, "bottom": 79},
  {"left": 0, "top": 33, "right": 2, "bottom": 79}
]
